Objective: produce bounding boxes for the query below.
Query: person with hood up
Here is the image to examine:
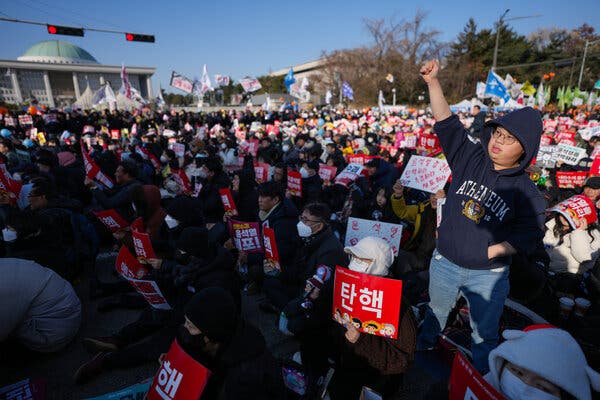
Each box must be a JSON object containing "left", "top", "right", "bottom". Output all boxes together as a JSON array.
[
  {"left": 485, "top": 325, "right": 600, "bottom": 400},
  {"left": 328, "top": 237, "right": 417, "bottom": 399},
  {"left": 417, "top": 59, "right": 546, "bottom": 372},
  {"left": 365, "top": 157, "right": 398, "bottom": 193},
  {"left": 174, "top": 287, "right": 285, "bottom": 399}
]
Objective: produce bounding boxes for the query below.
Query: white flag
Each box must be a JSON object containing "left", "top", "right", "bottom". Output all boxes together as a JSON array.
[
  {"left": 476, "top": 82, "right": 487, "bottom": 99},
  {"left": 156, "top": 85, "right": 165, "bottom": 106},
  {"left": 200, "top": 64, "right": 212, "bottom": 94},
  {"left": 536, "top": 82, "right": 546, "bottom": 108},
  {"left": 120, "top": 63, "right": 131, "bottom": 99},
  {"left": 325, "top": 90, "right": 332, "bottom": 105},
  {"left": 378, "top": 90, "right": 385, "bottom": 109},
  {"left": 301, "top": 77, "right": 309, "bottom": 90}
]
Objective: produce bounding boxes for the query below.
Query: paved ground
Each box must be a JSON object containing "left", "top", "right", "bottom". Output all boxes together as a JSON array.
[{"left": 0, "top": 257, "right": 450, "bottom": 399}]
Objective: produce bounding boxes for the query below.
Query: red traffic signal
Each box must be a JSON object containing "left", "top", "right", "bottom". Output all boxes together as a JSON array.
[
  {"left": 46, "top": 24, "right": 84, "bottom": 37},
  {"left": 125, "top": 33, "right": 155, "bottom": 43}
]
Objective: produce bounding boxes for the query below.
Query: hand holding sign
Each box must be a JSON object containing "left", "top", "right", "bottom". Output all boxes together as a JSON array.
[{"left": 392, "top": 179, "right": 403, "bottom": 198}]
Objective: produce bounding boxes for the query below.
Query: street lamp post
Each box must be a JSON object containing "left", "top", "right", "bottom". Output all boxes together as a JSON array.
[
  {"left": 578, "top": 39, "right": 600, "bottom": 89},
  {"left": 492, "top": 9, "right": 510, "bottom": 71},
  {"left": 392, "top": 88, "right": 396, "bottom": 106}
]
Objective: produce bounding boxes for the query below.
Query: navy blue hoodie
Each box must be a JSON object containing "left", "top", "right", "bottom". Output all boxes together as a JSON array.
[{"left": 435, "top": 107, "right": 546, "bottom": 270}]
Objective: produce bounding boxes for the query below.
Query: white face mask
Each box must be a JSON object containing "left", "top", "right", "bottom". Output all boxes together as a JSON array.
[
  {"left": 296, "top": 221, "right": 313, "bottom": 237},
  {"left": 500, "top": 369, "right": 559, "bottom": 400},
  {"left": 198, "top": 168, "right": 208, "bottom": 179},
  {"left": 2, "top": 228, "right": 17, "bottom": 242},
  {"left": 160, "top": 155, "right": 169, "bottom": 163},
  {"left": 164, "top": 214, "right": 180, "bottom": 229},
  {"left": 282, "top": 144, "right": 290, "bottom": 152},
  {"left": 300, "top": 167, "right": 310, "bottom": 179},
  {"left": 348, "top": 257, "right": 374, "bottom": 273},
  {"left": 220, "top": 143, "right": 227, "bottom": 150}
]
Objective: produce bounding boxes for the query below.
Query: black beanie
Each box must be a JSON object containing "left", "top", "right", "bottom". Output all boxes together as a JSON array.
[
  {"left": 176, "top": 226, "right": 210, "bottom": 257},
  {"left": 184, "top": 287, "right": 238, "bottom": 342}
]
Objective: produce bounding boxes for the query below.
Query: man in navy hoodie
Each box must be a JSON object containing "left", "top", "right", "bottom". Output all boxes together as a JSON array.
[{"left": 417, "top": 60, "right": 546, "bottom": 372}]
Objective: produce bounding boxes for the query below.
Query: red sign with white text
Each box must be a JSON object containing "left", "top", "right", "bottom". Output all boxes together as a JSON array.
[
  {"left": 254, "top": 163, "right": 269, "bottom": 183},
  {"left": 590, "top": 157, "right": 600, "bottom": 176},
  {"left": 318, "top": 164, "right": 338, "bottom": 182},
  {"left": 334, "top": 163, "right": 364, "bottom": 187},
  {"left": 93, "top": 209, "right": 128, "bottom": 232},
  {"left": 219, "top": 188, "right": 238, "bottom": 213},
  {"left": 448, "top": 351, "right": 505, "bottom": 400},
  {"left": 131, "top": 217, "right": 157, "bottom": 263},
  {"left": 262, "top": 227, "right": 280, "bottom": 270},
  {"left": 228, "top": 219, "right": 263, "bottom": 253},
  {"left": 147, "top": 339, "right": 211, "bottom": 400},
  {"left": 287, "top": 170, "right": 302, "bottom": 197},
  {"left": 332, "top": 266, "right": 403, "bottom": 339},
  {"left": 555, "top": 171, "right": 589, "bottom": 188}
]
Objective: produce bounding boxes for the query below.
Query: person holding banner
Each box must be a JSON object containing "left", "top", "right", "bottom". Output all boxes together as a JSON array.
[
  {"left": 329, "top": 237, "right": 417, "bottom": 399},
  {"left": 85, "top": 160, "right": 141, "bottom": 222},
  {"left": 485, "top": 326, "right": 600, "bottom": 400},
  {"left": 417, "top": 59, "right": 546, "bottom": 372}
]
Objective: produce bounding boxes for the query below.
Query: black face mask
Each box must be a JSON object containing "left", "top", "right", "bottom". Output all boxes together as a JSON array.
[{"left": 177, "top": 325, "right": 206, "bottom": 357}]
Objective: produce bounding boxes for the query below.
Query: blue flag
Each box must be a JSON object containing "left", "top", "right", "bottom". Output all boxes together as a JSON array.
[
  {"left": 484, "top": 70, "right": 510, "bottom": 103},
  {"left": 284, "top": 67, "right": 295, "bottom": 91},
  {"left": 342, "top": 81, "right": 354, "bottom": 100}
]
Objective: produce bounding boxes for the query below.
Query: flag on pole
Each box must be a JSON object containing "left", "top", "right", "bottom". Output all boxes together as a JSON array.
[
  {"left": 378, "top": 90, "right": 385, "bottom": 109},
  {"left": 301, "top": 77, "right": 309, "bottom": 90},
  {"left": 284, "top": 67, "right": 295, "bottom": 91},
  {"left": 200, "top": 64, "right": 212, "bottom": 94},
  {"left": 386, "top": 73, "right": 394, "bottom": 83},
  {"left": 536, "top": 82, "right": 546, "bottom": 108},
  {"left": 521, "top": 81, "right": 536, "bottom": 97},
  {"left": 476, "top": 82, "right": 487, "bottom": 99},
  {"left": 325, "top": 90, "right": 332, "bottom": 105},
  {"left": 120, "top": 64, "right": 131, "bottom": 99},
  {"left": 484, "top": 70, "right": 510, "bottom": 103},
  {"left": 342, "top": 82, "right": 354, "bottom": 100},
  {"left": 170, "top": 71, "right": 194, "bottom": 94},
  {"left": 92, "top": 83, "right": 117, "bottom": 106},
  {"left": 214, "top": 75, "right": 230, "bottom": 86},
  {"left": 156, "top": 85, "right": 165, "bottom": 106},
  {"left": 239, "top": 78, "right": 262, "bottom": 92}
]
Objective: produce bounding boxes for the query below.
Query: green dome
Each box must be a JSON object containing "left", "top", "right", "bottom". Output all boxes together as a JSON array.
[{"left": 18, "top": 40, "right": 99, "bottom": 64}]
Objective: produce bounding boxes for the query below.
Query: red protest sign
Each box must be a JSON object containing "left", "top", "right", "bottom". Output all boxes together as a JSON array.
[
  {"left": 318, "top": 164, "right": 337, "bottom": 182},
  {"left": 254, "top": 163, "right": 269, "bottom": 183},
  {"left": 590, "top": 157, "right": 600, "bottom": 176},
  {"left": 418, "top": 133, "right": 441, "bottom": 156},
  {"left": 448, "top": 351, "right": 505, "bottom": 400},
  {"left": 0, "top": 161, "right": 22, "bottom": 204},
  {"left": 540, "top": 134, "right": 553, "bottom": 147},
  {"left": 228, "top": 219, "right": 263, "bottom": 253},
  {"left": 171, "top": 169, "right": 191, "bottom": 194},
  {"left": 81, "top": 141, "right": 100, "bottom": 179},
  {"left": 115, "top": 245, "right": 171, "bottom": 310},
  {"left": 555, "top": 171, "right": 589, "bottom": 189},
  {"left": 287, "top": 170, "right": 302, "bottom": 197},
  {"left": 131, "top": 217, "right": 157, "bottom": 262},
  {"left": 262, "top": 227, "right": 280, "bottom": 270},
  {"left": 332, "top": 266, "right": 403, "bottom": 339},
  {"left": 93, "top": 209, "right": 128, "bottom": 232},
  {"left": 549, "top": 194, "right": 598, "bottom": 228},
  {"left": 219, "top": 188, "right": 238, "bottom": 213},
  {"left": 110, "top": 129, "right": 120, "bottom": 140},
  {"left": 147, "top": 339, "right": 211, "bottom": 400},
  {"left": 334, "top": 163, "right": 364, "bottom": 187}
]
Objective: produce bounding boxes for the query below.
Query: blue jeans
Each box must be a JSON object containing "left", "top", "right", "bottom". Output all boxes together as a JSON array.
[{"left": 418, "top": 249, "right": 509, "bottom": 373}]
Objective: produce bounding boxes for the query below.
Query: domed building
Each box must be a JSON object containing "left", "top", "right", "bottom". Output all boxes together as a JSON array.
[{"left": 0, "top": 40, "right": 155, "bottom": 107}]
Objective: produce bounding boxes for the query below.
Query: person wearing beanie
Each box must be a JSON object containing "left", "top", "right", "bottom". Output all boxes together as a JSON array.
[
  {"left": 325, "top": 237, "right": 416, "bottom": 399},
  {"left": 485, "top": 325, "right": 600, "bottom": 400},
  {"left": 417, "top": 60, "right": 546, "bottom": 372},
  {"left": 177, "top": 287, "right": 285, "bottom": 399}
]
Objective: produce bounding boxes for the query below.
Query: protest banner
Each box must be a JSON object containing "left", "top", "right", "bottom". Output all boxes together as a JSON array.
[
  {"left": 535, "top": 145, "right": 560, "bottom": 169},
  {"left": 254, "top": 163, "right": 269, "bottom": 183},
  {"left": 0, "top": 378, "right": 44, "bottom": 400},
  {"left": 332, "top": 266, "right": 403, "bottom": 339},
  {"left": 239, "top": 78, "right": 262, "bottom": 92},
  {"left": 228, "top": 219, "right": 263, "bottom": 253},
  {"left": 170, "top": 71, "right": 194, "bottom": 94},
  {"left": 555, "top": 130, "right": 576, "bottom": 145},
  {"left": 131, "top": 217, "right": 157, "bottom": 263},
  {"left": 395, "top": 132, "right": 417, "bottom": 149},
  {"left": 245, "top": 139, "right": 259, "bottom": 156},
  {"left": 0, "top": 160, "right": 22, "bottom": 204},
  {"left": 557, "top": 144, "right": 587, "bottom": 165},
  {"left": 334, "top": 163, "right": 364, "bottom": 187},
  {"left": 399, "top": 155, "right": 451, "bottom": 193},
  {"left": 110, "top": 129, "right": 120, "bottom": 140},
  {"left": 287, "top": 170, "right": 302, "bottom": 197},
  {"left": 18, "top": 115, "right": 33, "bottom": 126},
  {"left": 289, "top": 83, "right": 310, "bottom": 102},
  {"left": 171, "top": 169, "right": 191, "bottom": 194},
  {"left": 262, "top": 227, "right": 280, "bottom": 271},
  {"left": 448, "top": 351, "right": 505, "bottom": 400},
  {"left": 540, "top": 134, "right": 553, "bottom": 146},
  {"left": 418, "top": 133, "right": 441, "bottom": 155},
  {"left": 347, "top": 154, "right": 380, "bottom": 166},
  {"left": 590, "top": 156, "right": 600, "bottom": 176},
  {"left": 169, "top": 142, "right": 185, "bottom": 157},
  {"left": 555, "top": 171, "right": 589, "bottom": 189},
  {"left": 80, "top": 141, "right": 114, "bottom": 189},
  {"left": 83, "top": 381, "right": 151, "bottom": 400},
  {"left": 318, "top": 164, "right": 337, "bottom": 182},
  {"left": 549, "top": 194, "right": 598, "bottom": 229},
  {"left": 93, "top": 209, "right": 128, "bottom": 232},
  {"left": 219, "top": 188, "right": 238, "bottom": 213},
  {"left": 344, "top": 217, "right": 403, "bottom": 256},
  {"left": 579, "top": 126, "right": 600, "bottom": 141},
  {"left": 115, "top": 245, "right": 171, "bottom": 310},
  {"left": 3, "top": 116, "right": 15, "bottom": 126},
  {"left": 147, "top": 340, "right": 211, "bottom": 400}
]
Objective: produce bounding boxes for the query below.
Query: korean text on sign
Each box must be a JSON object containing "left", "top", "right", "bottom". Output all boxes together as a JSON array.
[
  {"left": 332, "top": 266, "right": 403, "bottom": 339},
  {"left": 399, "top": 155, "right": 451, "bottom": 194},
  {"left": 344, "top": 217, "right": 403, "bottom": 256},
  {"left": 448, "top": 351, "right": 505, "bottom": 400},
  {"left": 287, "top": 170, "right": 302, "bottom": 197},
  {"left": 229, "top": 219, "right": 263, "bottom": 253}
]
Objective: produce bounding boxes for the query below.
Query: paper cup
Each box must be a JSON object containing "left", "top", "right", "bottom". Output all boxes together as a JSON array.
[
  {"left": 559, "top": 297, "right": 575, "bottom": 318},
  {"left": 574, "top": 297, "right": 591, "bottom": 317}
]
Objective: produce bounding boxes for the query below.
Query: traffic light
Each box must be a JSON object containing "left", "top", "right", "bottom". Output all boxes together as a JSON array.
[
  {"left": 46, "top": 24, "right": 84, "bottom": 37},
  {"left": 125, "top": 33, "right": 155, "bottom": 43}
]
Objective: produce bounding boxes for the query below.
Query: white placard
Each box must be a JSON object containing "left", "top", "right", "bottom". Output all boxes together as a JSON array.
[
  {"left": 344, "top": 217, "right": 403, "bottom": 256},
  {"left": 399, "top": 155, "right": 451, "bottom": 193}
]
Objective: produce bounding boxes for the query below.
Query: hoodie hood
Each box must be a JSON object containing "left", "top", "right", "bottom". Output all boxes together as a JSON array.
[
  {"left": 344, "top": 236, "right": 394, "bottom": 276},
  {"left": 480, "top": 107, "right": 542, "bottom": 176}
]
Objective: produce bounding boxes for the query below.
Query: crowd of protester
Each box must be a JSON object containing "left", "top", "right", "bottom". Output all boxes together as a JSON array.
[{"left": 1, "top": 62, "right": 600, "bottom": 399}]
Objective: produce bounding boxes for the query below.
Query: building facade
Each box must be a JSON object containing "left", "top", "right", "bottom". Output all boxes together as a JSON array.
[{"left": 0, "top": 40, "right": 155, "bottom": 108}]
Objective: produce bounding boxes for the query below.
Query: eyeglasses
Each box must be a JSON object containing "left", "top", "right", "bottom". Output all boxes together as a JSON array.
[
  {"left": 299, "top": 215, "right": 321, "bottom": 224},
  {"left": 492, "top": 128, "right": 518, "bottom": 145}
]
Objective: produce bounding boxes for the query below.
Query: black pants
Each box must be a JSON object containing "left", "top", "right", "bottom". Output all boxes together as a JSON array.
[{"left": 263, "top": 276, "right": 299, "bottom": 311}]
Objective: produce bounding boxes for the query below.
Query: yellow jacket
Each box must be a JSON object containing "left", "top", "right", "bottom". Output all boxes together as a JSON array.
[{"left": 390, "top": 194, "right": 429, "bottom": 245}]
